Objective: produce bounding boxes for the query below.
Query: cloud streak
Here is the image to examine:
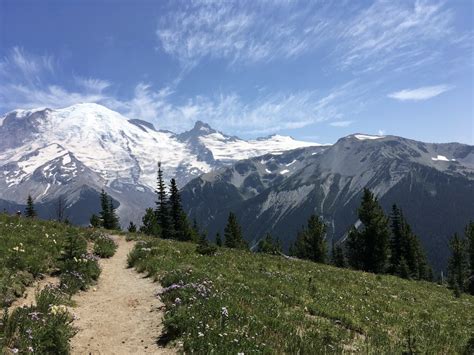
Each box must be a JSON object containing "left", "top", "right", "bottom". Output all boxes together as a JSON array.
[{"left": 388, "top": 85, "right": 453, "bottom": 101}]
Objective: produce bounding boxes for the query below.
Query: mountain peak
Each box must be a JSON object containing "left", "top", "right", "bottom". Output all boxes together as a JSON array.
[{"left": 193, "top": 120, "right": 215, "bottom": 133}]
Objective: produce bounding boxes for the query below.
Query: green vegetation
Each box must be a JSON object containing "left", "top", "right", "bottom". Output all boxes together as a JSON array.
[
  {"left": 92, "top": 233, "right": 118, "bottom": 258},
  {"left": 89, "top": 189, "right": 120, "bottom": 230},
  {"left": 0, "top": 214, "right": 118, "bottom": 353},
  {"left": 1, "top": 286, "right": 75, "bottom": 354},
  {"left": 128, "top": 235, "right": 474, "bottom": 353}
]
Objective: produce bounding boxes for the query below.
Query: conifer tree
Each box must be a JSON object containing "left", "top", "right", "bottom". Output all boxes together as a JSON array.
[
  {"left": 293, "top": 214, "right": 327, "bottom": 263},
  {"left": 140, "top": 208, "right": 161, "bottom": 237},
  {"left": 465, "top": 221, "right": 474, "bottom": 295},
  {"left": 155, "top": 162, "right": 171, "bottom": 238},
  {"left": 346, "top": 189, "right": 390, "bottom": 273},
  {"left": 331, "top": 240, "right": 346, "bottom": 268},
  {"left": 90, "top": 214, "right": 101, "bottom": 228},
  {"left": 99, "top": 189, "right": 111, "bottom": 229},
  {"left": 224, "top": 212, "right": 247, "bottom": 249},
  {"left": 168, "top": 178, "right": 192, "bottom": 241},
  {"left": 128, "top": 221, "right": 137, "bottom": 233},
  {"left": 25, "top": 195, "right": 36, "bottom": 218},
  {"left": 447, "top": 233, "right": 469, "bottom": 295},
  {"left": 108, "top": 196, "right": 120, "bottom": 230},
  {"left": 257, "top": 233, "right": 281, "bottom": 254},
  {"left": 215, "top": 232, "right": 222, "bottom": 247}
]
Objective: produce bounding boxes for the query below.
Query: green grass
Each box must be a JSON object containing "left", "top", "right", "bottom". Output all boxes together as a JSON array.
[
  {"left": 128, "top": 236, "right": 474, "bottom": 354},
  {"left": 0, "top": 215, "right": 118, "bottom": 353},
  {"left": 92, "top": 233, "right": 118, "bottom": 258}
]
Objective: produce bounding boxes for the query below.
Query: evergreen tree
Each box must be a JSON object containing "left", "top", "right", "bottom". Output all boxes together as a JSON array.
[
  {"left": 128, "top": 221, "right": 137, "bottom": 233},
  {"left": 196, "top": 232, "right": 217, "bottom": 255},
  {"left": 215, "top": 232, "right": 222, "bottom": 247},
  {"left": 25, "top": 195, "right": 36, "bottom": 218},
  {"left": 465, "top": 221, "right": 474, "bottom": 295},
  {"left": 90, "top": 214, "right": 101, "bottom": 228},
  {"left": 224, "top": 212, "right": 247, "bottom": 249},
  {"left": 293, "top": 215, "right": 327, "bottom": 263},
  {"left": 99, "top": 189, "right": 111, "bottom": 229},
  {"left": 346, "top": 189, "right": 390, "bottom": 273},
  {"left": 447, "top": 233, "right": 469, "bottom": 295},
  {"left": 257, "top": 233, "right": 281, "bottom": 254},
  {"left": 331, "top": 240, "right": 346, "bottom": 268},
  {"left": 108, "top": 196, "right": 120, "bottom": 230},
  {"left": 168, "top": 178, "right": 192, "bottom": 241},
  {"left": 155, "top": 162, "right": 171, "bottom": 238},
  {"left": 389, "top": 204, "right": 429, "bottom": 279},
  {"left": 140, "top": 208, "right": 161, "bottom": 237}
]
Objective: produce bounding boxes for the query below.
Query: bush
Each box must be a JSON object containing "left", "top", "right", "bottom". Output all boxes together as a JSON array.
[
  {"left": 0, "top": 286, "right": 75, "bottom": 354},
  {"left": 93, "top": 235, "right": 117, "bottom": 258}
]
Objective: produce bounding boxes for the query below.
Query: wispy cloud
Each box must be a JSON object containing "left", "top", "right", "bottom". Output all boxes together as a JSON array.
[
  {"left": 388, "top": 85, "right": 453, "bottom": 101},
  {"left": 329, "top": 120, "right": 353, "bottom": 127},
  {"left": 156, "top": 0, "right": 459, "bottom": 73},
  {"left": 0, "top": 47, "right": 110, "bottom": 110}
]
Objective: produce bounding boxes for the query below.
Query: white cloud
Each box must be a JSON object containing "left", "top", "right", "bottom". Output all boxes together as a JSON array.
[
  {"left": 156, "top": 0, "right": 459, "bottom": 73},
  {"left": 388, "top": 85, "right": 453, "bottom": 101},
  {"left": 329, "top": 120, "right": 353, "bottom": 127}
]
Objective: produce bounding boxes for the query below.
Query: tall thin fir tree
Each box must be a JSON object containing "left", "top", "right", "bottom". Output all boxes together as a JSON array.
[
  {"left": 108, "top": 196, "right": 120, "bottom": 230},
  {"left": 99, "top": 189, "right": 111, "bottom": 229},
  {"left": 155, "top": 162, "right": 171, "bottom": 238},
  {"left": 465, "top": 221, "right": 474, "bottom": 295},
  {"left": 447, "top": 233, "right": 469, "bottom": 296},
  {"left": 346, "top": 188, "right": 390, "bottom": 274},
  {"left": 215, "top": 232, "right": 222, "bottom": 247},
  {"left": 168, "top": 178, "right": 192, "bottom": 241},
  {"left": 224, "top": 212, "right": 247, "bottom": 249},
  {"left": 331, "top": 240, "right": 346, "bottom": 268},
  {"left": 293, "top": 214, "right": 327, "bottom": 263},
  {"left": 25, "top": 195, "right": 36, "bottom": 218}
]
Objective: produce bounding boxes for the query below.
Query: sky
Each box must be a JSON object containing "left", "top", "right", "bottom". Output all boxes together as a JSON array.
[{"left": 0, "top": 0, "right": 473, "bottom": 144}]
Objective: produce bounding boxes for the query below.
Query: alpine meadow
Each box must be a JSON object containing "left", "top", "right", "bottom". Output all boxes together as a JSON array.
[{"left": 0, "top": 0, "right": 473, "bottom": 354}]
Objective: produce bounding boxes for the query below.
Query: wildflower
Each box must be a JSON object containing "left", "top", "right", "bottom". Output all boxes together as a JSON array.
[
  {"left": 174, "top": 297, "right": 182, "bottom": 305},
  {"left": 28, "top": 347, "right": 34, "bottom": 353},
  {"left": 198, "top": 332, "right": 204, "bottom": 337},
  {"left": 11, "top": 349, "right": 19, "bottom": 354},
  {"left": 221, "top": 306, "right": 229, "bottom": 318}
]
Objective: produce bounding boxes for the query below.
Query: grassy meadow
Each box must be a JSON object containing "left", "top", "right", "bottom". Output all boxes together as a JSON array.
[
  {"left": 0, "top": 214, "right": 116, "bottom": 353},
  {"left": 128, "top": 235, "right": 474, "bottom": 354}
]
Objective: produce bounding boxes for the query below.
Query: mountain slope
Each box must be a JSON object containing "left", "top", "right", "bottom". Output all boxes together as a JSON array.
[
  {"left": 0, "top": 103, "right": 319, "bottom": 225},
  {"left": 181, "top": 134, "right": 474, "bottom": 272}
]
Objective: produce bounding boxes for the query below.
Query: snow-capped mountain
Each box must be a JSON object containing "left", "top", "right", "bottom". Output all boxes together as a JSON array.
[
  {"left": 181, "top": 134, "right": 474, "bottom": 272},
  {"left": 0, "top": 103, "right": 320, "bottom": 224}
]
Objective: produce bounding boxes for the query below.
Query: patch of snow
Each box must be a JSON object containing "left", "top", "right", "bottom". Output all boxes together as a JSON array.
[
  {"left": 354, "top": 134, "right": 384, "bottom": 141},
  {"left": 280, "top": 169, "right": 290, "bottom": 174},
  {"left": 431, "top": 155, "right": 450, "bottom": 162},
  {"left": 286, "top": 160, "right": 297, "bottom": 166},
  {"left": 265, "top": 168, "right": 272, "bottom": 174},
  {"left": 62, "top": 154, "right": 71, "bottom": 165}
]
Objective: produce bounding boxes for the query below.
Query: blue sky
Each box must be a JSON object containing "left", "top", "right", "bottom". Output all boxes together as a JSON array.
[{"left": 0, "top": 0, "right": 472, "bottom": 144}]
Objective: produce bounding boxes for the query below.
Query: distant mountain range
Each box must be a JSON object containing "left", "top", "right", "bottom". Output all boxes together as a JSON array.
[
  {"left": 0, "top": 103, "right": 319, "bottom": 225},
  {"left": 2, "top": 103, "right": 472, "bottom": 272},
  {"left": 181, "top": 134, "right": 474, "bottom": 273}
]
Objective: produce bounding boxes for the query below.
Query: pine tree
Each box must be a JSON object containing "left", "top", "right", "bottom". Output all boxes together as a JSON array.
[
  {"left": 140, "top": 208, "right": 161, "bottom": 237},
  {"left": 128, "top": 221, "right": 137, "bottom": 233},
  {"left": 168, "top": 178, "right": 192, "bottom": 241},
  {"left": 293, "top": 215, "right": 327, "bottom": 263},
  {"left": 257, "top": 233, "right": 281, "bottom": 254},
  {"left": 331, "top": 240, "right": 346, "bottom": 268},
  {"left": 389, "top": 204, "right": 430, "bottom": 279},
  {"left": 465, "top": 221, "right": 474, "bottom": 295},
  {"left": 215, "top": 232, "right": 222, "bottom": 247},
  {"left": 224, "top": 212, "right": 247, "bottom": 249},
  {"left": 25, "top": 195, "right": 36, "bottom": 218},
  {"left": 447, "top": 233, "right": 469, "bottom": 295},
  {"left": 108, "top": 197, "right": 120, "bottom": 230},
  {"left": 347, "top": 189, "right": 390, "bottom": 273},
  {"left": 99, "top": 189, "right": 111, "bottom": 229},
  {"left": 90, "top": 214, "right": 101, "bottom": 228},
  {"left": 155, "top": 162, "right": 171, "bottom": 238}
]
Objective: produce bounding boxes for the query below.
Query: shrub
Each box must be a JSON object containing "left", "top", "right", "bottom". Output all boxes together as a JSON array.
[{"left": 93, "top": 235, "right": 117, "bottom": 258}]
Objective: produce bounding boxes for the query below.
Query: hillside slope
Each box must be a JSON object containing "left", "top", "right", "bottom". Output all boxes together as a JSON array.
[
  {"left": 128, "top": 236, "right": 474, "bottom": 353},
  {"left": 181, "top": 134, "right": 474, "bottom": 272}
]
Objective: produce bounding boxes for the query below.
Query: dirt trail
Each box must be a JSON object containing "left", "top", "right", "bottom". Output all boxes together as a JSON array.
[{"left": 70, "top": 236, "right": 174, "bottom": 355}]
